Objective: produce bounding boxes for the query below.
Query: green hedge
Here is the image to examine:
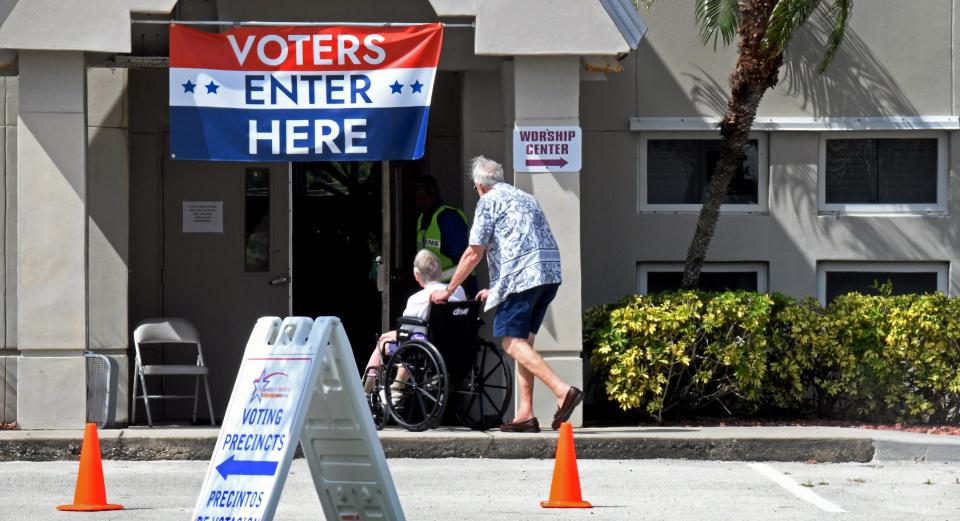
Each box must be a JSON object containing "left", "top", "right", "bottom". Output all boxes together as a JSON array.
[{"left": 586, "top": 290, "right": 960, "bottom": 424}]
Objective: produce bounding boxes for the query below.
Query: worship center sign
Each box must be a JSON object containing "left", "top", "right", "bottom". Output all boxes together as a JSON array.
[{"left": 169, "top": 24, "right": 443, "bottom": 161}]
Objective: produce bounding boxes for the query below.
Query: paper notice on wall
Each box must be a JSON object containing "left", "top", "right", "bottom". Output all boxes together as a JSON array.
[{"left": 183, "top": 201, "right": 224, "bottom": 233}]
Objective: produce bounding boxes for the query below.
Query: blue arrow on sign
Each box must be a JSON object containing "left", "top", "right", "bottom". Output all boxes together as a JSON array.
[{"left": 216, "top": 455, "right": 279, "bottom": 479}]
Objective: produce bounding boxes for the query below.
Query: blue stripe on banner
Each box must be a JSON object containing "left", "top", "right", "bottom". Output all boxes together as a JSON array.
[{"left": 170, "top": 106, "right": 430, "bottom": 162}]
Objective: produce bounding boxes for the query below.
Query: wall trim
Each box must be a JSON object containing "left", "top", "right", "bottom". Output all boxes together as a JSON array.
[{"left": 629, "top": 116, "right": 960, "bottom": 132}]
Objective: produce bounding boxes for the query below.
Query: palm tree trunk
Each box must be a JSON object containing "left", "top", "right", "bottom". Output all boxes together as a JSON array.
[{"left": 681, "top": 0, "right": 783, "bottom": 289}]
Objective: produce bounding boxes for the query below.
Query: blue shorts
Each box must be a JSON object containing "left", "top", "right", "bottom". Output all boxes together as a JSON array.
[{"left": 493, "top": 283, "right": 560, "bottom": 339}]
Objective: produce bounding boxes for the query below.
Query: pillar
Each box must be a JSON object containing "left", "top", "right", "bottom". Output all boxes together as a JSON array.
[
  {"left": 16, "top": 51, "right": 87, "bottom": 429},
  {"left": 512, "top": 56, "right": 584, "bottom": 426},
  {"left": 87, "top": 67, "right": 130, "bottom": 426}
]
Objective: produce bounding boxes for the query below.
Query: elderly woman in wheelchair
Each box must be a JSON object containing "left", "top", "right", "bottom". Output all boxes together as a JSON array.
[
  {"left": 362, "top": 250, "right": 465, "bottom": 394},
  {"left": 362, "top": 250, "right": 512, "bottom": 431}
]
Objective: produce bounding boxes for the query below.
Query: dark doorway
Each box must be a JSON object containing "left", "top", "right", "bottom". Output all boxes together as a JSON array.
[
  {"left": 292, "top": 162, "right": 383, "bottom": 369},
  {"left": 290, "top": 72, "right": 463, "bottom": 372},
  {"left": 386, "top": 159, "right": 428, "bottom": 325},
  {"left": 384, "top": 72, "right": 466, "bottom": 324}
]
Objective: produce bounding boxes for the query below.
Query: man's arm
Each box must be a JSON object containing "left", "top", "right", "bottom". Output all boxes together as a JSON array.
[{"left": 430, "top": 245, "right": 483, "bottom": 304}]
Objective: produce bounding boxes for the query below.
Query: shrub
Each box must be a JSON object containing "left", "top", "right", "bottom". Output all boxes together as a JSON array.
[
  {"left": 765, "top": 295, "right": 849, "bottom": 417},
  {"left": 588, "top": 291, "right": 772, "bottom": 422},
  {"left": 855, "top": 292, "right": 960, "bottom": 423},
  {"left": 585, "top": 290, "right": 960, "bottom": 424}
]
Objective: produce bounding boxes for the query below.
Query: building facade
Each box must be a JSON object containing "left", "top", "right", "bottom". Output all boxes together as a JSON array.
[{"left": 0, "top": 0, "right": 956, "bottom": 429}]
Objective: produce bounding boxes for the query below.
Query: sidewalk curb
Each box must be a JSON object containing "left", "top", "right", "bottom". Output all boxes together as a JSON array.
[
  {"left": 0, "top": 434, "right": 880, "bottom": 463},
  {"left": 871, "top": 439, "right": 960, "bottom": 462},
  {"left": 5, "top": 425, "right": 959, "bottom": 463},
  {"left": 380, "top": 436, "right": 877, "bottom": 462}
]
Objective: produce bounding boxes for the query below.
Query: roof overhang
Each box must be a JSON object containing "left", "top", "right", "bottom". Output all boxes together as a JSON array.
[
  {"left": 0, "top": 0, "right": 177, "bottom": 53},
  {"left": 430, "top": 0, "right": 646, "bottom": 56}
]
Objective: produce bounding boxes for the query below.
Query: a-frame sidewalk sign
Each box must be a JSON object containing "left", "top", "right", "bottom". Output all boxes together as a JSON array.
[{"left": 192, "top": 316, "right": 405, "bottom": 521}]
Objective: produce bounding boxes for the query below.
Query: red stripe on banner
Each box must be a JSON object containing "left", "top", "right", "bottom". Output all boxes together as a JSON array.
[{"left": 170, "top": 24, "right": 443, "bottom": 71}]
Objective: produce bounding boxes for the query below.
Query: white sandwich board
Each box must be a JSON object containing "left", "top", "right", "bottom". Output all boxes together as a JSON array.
[{"left": 192, "top": 316, "right": 404, "bottom": 521}]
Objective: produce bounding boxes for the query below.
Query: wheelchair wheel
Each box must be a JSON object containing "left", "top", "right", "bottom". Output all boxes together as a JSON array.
[
  {"left": 367, "top": 388, "right": 387, "bottom": 430},
  {"left": 453, "top": 339, "right": 512, "bottom": 430},
  {"left": 382, "top": 340, "right": 448, "bottom": 432},
  {"left": 363, "top": 367, "right": 388, "bottom": 430}
]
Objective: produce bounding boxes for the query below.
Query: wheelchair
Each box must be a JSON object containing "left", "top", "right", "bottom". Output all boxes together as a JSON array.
[{"left": 365, "top": 300, "right": 513, "bottom": 432}]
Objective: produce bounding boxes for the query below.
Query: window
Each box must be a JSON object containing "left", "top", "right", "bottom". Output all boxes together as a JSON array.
[
  {"left": 640, "top": 133, "right": 767, "bottom": 213},
  {"left": 817, "top": 262, "right": 948, "bottom": 304},
  {"left": 244, "top": 168, "right": 270, "bottom": 272},
  {"left": 819, "top": 133, "right": 947, "bottom": 213},
  {"left": 638, "top": 263, "right": 768, "bottom": 294}
]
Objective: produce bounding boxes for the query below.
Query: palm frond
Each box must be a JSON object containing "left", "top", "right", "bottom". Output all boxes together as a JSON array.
[
  {"left": 694, "top": 0, "right": 740, "bottom": 49},
  {"left": 764, "top": 0, "right": 822, "bottom": 55},
  {"left": 817, "top": 0, "right": 852, "bottom": 73}
]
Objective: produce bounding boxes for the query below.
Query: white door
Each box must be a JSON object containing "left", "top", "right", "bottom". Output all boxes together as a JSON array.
[{"left": 161, "top": 158, "right": 290, "bottom": 421}]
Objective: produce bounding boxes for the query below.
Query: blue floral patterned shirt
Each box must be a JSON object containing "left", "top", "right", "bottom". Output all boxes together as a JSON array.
[{"left": 468, "top": 182, "right": 562, "bottom": 310}]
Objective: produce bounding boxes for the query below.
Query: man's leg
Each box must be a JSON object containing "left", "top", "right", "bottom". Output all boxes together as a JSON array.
[
  {"left": 511, "top": 335, "right": 536, "bottom": 421},
  {"left": 502, "top": 333, "right": 571, "bottom": 413}
]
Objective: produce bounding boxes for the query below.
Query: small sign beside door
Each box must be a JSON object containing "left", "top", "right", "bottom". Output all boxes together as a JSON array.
[
  {"left": 513, "top": 125, "right": 582, "bottom": 173},
  {"left": 183, "top": 201, "right": 224, "bottom": 233}
]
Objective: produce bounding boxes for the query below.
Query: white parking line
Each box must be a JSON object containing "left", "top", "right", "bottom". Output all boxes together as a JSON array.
[{"left": 748, "top": 462, "right": 846, "bottom": 513}]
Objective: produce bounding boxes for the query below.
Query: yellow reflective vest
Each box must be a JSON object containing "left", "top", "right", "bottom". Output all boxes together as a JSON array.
[{"left": 416, "top": 205, "right": 468, "bottom": 282}]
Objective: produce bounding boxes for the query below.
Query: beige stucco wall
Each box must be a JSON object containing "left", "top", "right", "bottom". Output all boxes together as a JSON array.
[
  {"left": 430, "top": 0, "right": 634, "bottom": 55},
  {"left": 0, "top": 65, "right": 130, "bottom": 425},
  {"left": 88, "top": 67, "right": 131, "bottom": 424},
  {"left": 0, "top": 75, "right": 15, "bottom": 423},
  {"left": 581, "top": 1, "right": 960, "bottom": 309},
  {"left": 581, "top": 129, "right": 960, "bottom": 306},
  {"left": 633, "top": 1, "right": 955, "bottom": 119}
]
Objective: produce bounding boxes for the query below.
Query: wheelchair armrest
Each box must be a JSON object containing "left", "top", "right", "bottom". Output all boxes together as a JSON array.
[
  {"left": 397, "top": 316, "right": 428, "bottom": 328},
  {"left": 396, "top": 316, "right": 428, "bottom": 343}
]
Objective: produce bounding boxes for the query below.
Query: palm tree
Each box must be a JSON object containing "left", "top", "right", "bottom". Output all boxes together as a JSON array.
[{"left": 639, "top": 0, "right": 852, "bottom": 288}]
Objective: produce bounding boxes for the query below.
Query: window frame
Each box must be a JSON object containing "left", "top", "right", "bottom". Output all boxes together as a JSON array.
[
  {"left": 638, "top": 132, "right": 769, "bottom": 214},
  {"left": 816, "top": 261, "right": 949, "bottom": 305},
  {"left": 637, "top": 262, "right": 769, "bottom": 294},
  {"left": 818, "top": 131, "right": 948, "bottom": 214}
]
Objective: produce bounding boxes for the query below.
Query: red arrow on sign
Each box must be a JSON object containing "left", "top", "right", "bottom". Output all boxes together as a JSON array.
[{"left": 525, "top": 157, "right": 568, "bottom": 168}]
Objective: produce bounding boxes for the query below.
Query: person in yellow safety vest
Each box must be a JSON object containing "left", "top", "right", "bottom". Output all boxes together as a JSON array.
[{"left": 413, "top": 175, "right": 478, "bottom": 297}]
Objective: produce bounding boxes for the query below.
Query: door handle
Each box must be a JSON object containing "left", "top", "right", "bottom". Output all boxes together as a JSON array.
[{"left": 269, "top": 274, "right": 291, "bottom": 286}]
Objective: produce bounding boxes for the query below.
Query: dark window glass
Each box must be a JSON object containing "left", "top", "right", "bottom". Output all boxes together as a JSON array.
[
  {"left": 647, "top": 271, "right": 759, "bottom": 293},
  {"left": 647, "top": 139, "right": 759, "bottom": 205},
  {"left": 825, "top": 271, "right": 938, "bottom": 302},
  {"left": 825, "top": 139, "right": 937, "bottom": 204},
  {"left": 245, "top": 168, "right": 270, "bottom": 272},
  {"left": 302, "top": 161, "right": 375, "bottom": 197}
]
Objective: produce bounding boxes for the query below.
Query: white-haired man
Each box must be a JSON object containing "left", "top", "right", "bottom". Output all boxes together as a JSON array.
[{"left": 430, "top": 156, "right": 583, "bottom": 432}]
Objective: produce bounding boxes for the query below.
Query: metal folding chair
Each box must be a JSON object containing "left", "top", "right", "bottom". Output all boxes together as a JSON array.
[{"left": 132, "top": 318, "right": 216, "bottom": 426}]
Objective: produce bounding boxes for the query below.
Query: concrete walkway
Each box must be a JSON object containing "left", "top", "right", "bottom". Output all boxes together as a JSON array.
[{"left": 2, "top": 425, "right": 959, "bottom": 462}]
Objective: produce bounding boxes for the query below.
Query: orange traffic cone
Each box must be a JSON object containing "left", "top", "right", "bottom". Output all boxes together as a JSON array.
[
  {"left": 57, "top": 423, "right": 123, "bottom": 512},
  {"left": 540, "top": 422, "right": 592, "bottom": 508}
]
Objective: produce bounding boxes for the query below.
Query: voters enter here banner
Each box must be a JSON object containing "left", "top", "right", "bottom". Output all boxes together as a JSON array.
[{"left": 169, "top": 24, "right": 443, "bottom": 162}]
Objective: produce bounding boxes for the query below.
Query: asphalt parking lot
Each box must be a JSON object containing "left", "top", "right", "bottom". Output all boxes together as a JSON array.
[{"left": 1, "top": 458, "right": 958, "bottom": 520}]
